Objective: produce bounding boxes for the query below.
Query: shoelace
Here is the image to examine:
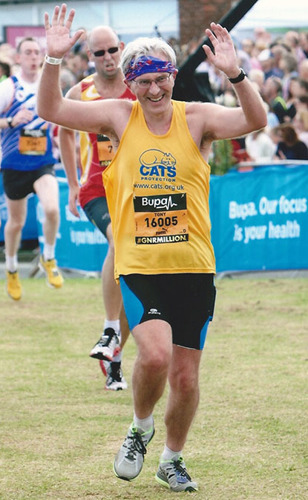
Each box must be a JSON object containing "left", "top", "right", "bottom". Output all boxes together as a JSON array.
[
  {"left": 99, "top": 331, "right": 114, "bottom": 347},
  {"left": 102, "top": 328, "right": 117, "bottom": 347},
  {"left": 168, "top": 459, "right": 192, "bottom": 481},
  {"left": 124, "top": 431, "right": 147, "bottom": 461}
]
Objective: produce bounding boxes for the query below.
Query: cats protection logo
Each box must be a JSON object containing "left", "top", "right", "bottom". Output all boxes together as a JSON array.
[{"left": 139, "top": 149, "right": 176, "bottom": 180}]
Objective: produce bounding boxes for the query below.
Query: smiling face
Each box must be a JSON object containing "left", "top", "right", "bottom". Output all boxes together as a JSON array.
[{"left": 126, "top": 52, "right": 177, "bottom": 113}]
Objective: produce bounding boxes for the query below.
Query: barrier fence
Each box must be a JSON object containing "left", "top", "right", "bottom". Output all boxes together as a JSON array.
[
  {"left": 1, "top": 163, "right": 307, "bottom": 273},
  {"left": 210, "top": 163, "right": 308, "bottom": 272}
]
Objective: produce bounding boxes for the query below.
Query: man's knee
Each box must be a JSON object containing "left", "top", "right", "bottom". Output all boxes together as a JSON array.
[
  {"left": 138, "top": 338, "right": 172, "bottom": 374},
  {"left": 44, "top": 205, "right": 59, "bottom": 222},
  {"left": 147, "top": 351, "right": 170, "bottom": 374},
  {"left": 169, "top": 360, "right": 200, "bottom": 394},
  {"left": 5, "top": 217, "right": 24, "bottom": 233}
]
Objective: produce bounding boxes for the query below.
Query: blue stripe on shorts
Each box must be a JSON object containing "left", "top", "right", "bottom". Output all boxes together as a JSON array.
[{"left": 119, "top": 276, "right": 144, "bottom": 331}]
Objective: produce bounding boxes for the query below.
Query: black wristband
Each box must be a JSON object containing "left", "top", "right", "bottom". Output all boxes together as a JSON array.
[
  {"left": 7, "top": 117, "right": 14, "bottom": 128},
  {"left": 228, "top": 68, "right": 246, "bottom": 84}
]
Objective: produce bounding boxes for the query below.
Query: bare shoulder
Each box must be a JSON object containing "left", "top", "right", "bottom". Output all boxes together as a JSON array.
[
  {"left": 185, "top": 101, "right": 219, "bottom": 144},
  {"left": 64, "top": 82, "right": 82, "bottom": 101},
  {"left": 97, "top": 98, "right": 134, "bottom": 137},
  {"left": 101, "top": 98, "right": 134, "bottom": 118},
  {"left": 113, "top": 99, "right": 134, "bottom": 130}
]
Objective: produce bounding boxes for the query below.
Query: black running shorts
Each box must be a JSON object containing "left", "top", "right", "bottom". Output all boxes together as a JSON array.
[
  {"left": 2, "top": 165, "right": 55, "bottom": 200},
  {"left": 119, "top": 273, "right": 216, "bottom": 350},
  {"left": 82, "top": 197, "right": 111, "bottom": 238}
]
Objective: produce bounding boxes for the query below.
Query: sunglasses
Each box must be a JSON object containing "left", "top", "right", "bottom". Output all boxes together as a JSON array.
[{"left": 93, "top": 46, "right": 119, "bottom": 57}]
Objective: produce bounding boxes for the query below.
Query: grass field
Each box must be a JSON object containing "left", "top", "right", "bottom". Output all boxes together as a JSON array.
[{"left": 0, "top": 276, "right": 307, "bottom": 499}]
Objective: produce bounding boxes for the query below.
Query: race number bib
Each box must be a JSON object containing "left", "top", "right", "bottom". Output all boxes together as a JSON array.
[
  {"left": 97, "top": 134, "right": 114, "bottom": 167},
  {"left": 19, "top": 129, "right": 47, "bottom": 155},
  {"left": 134, "top": 193, "right": 189, "bottom": 245}
]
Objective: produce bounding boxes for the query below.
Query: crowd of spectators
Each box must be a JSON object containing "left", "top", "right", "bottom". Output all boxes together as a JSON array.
[
  {"left": 172, "top": 25, "right": 308, "bottom": 163},
  {"left": 1, "top": 24, "right": 308, "bottom": 165}
]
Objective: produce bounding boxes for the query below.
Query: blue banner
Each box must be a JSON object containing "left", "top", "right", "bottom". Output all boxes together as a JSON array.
[
  {"left": 210, "top": 165, "right": 308, "bottom": 272},
  {"left": 2, "top": 165, "right": 308, "bottom": 273}
]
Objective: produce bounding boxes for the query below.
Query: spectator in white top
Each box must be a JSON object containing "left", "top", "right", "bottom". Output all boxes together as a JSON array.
[{"left": 245, "top": 129, "right": 276, "bottom": 162}]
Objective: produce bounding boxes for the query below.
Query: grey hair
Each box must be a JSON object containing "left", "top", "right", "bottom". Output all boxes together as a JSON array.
[{"left": 120, "top": 37, "right": 177, "bottom": 76}]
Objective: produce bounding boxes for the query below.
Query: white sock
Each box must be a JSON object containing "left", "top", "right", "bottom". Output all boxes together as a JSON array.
[
  {"left": 103, "top": 319, "right": 120, "bottom": 335},
  {"left": 43, "top": 243, "right": 55, "bottom": 261},
  {"left": 133, "top": 413, "right": 154, "bottom": 433},
  {"left": 161, "top": 445, "right": 182, "bottom": 462},
  {"left": 6, "top": 254, "right": 18, "bottom": 273}
]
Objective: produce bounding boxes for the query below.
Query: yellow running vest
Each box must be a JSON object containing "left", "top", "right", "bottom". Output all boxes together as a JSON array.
[{"left": 103, "top": 100, "right": 216, "bottom": 279}]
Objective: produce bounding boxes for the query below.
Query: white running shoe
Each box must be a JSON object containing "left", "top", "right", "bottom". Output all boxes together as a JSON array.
[
  {"left": 114, "top": 424, "right": 155, "bottom": 480},
  {"left": 105, "top": 362, "right": 128, "bottom": 391},
  {"left": 89, "top": 328, "right": 120, "bottom": 361},
  {"left": 155, "top": 457, "right": 198, "bottom": 492}
]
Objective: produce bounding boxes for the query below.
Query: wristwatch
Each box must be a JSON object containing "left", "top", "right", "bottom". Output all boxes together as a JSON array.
[
  {"left": 7, "top": 117, "right": 14, "bottom": 128},
  {"left": 228, "top": 68, "right": 246, "bottom": 84}
]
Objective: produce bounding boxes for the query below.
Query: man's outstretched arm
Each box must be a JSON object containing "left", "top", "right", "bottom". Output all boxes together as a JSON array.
[{"left": 38, "top": 4, "right": 84, "bottom": 125}]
